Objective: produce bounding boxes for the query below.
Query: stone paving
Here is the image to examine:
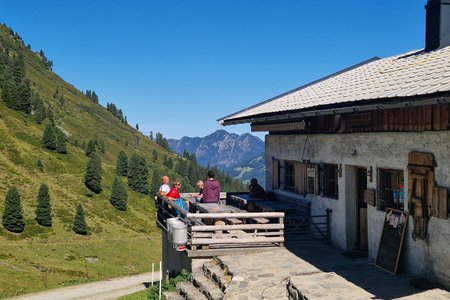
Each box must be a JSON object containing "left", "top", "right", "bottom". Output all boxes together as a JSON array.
[{"left": 214, "top": 240, "right": 450, "bottom": 299}]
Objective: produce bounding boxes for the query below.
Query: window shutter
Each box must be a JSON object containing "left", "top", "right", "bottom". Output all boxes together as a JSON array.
[
  {"left": 272, "top": 159, "right": 280, "bottom": 189},
  {"left": 294, "top": 162, "right": 306, "bottom": 194}
]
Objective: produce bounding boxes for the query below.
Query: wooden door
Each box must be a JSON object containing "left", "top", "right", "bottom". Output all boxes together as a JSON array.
[{"left": 357, "top": 168, "right": 368, "bottom": 251}]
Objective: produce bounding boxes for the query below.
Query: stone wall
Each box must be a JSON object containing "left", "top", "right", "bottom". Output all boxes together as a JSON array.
[{"left": 265, "top": 131, "right": 450, "bottom": 287}]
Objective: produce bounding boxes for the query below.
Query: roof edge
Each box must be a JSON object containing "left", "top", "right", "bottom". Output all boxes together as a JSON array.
[{"left": 217, "top": 56, "right": 381, "bottom": 125}]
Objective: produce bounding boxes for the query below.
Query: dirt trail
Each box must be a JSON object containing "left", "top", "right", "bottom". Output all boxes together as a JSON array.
[{"left": 9, "top": 272, "right": 159, "bottom": 300}]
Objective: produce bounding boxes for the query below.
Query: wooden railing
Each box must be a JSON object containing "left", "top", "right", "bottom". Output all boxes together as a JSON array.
[
  {"left": 155, "top": 196, "right": 285, "bottom": 256},
  {"left": 188, "top": 212, "right": 285, "bottom": 251}
]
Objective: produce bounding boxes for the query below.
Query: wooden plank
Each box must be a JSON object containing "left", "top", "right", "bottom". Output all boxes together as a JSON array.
[
  {"left": 191, "top": 237, "right": 285, "bottom": 245},
  {"left": 225, "top": 218, "right": 243, "bottom": 225},
  {"left": 433, "top": 187, "right": 439, "bottom": 217},
  {"left": 186, "top": 246, "right": 278, "bottom": 258},
  {"left": 438, "top": 188, "right": 448, "bottom": 219},
  {"left": 252, "top": 217, "right": 269, "bottom": 224},
  {"left": 191, "top": 224, "right": 284, "bottom": 232},
  {"left": 253, "top": 231, "right": 285, "bottom": 237},
  {"left": 425, "top": 105, "right": 432, "bottom": 131},
  {"left": 427, "top": 170, "right": 434, "bottom": 218},
  {"left": 383, "top": 110, "right": 389, "bottom": 131},
  {"left": 441, "top": 104, "right": 449, "bottom": 130},
  {"left": 408, "top": 152, "right": 434, "bottom": 167},
  {"left": 294, "top": 162, "right": 304, "bottom": 194},
  {"left": 433, "top": 105, "right": 441, "bottom": 130},
  {"left": 187, "top": 212, "right": 285, "bottom": 219}
]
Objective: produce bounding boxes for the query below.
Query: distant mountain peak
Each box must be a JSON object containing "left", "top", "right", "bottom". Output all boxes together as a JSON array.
[{"left": 167, "top": 130, "right": 264, "bottom": 169}]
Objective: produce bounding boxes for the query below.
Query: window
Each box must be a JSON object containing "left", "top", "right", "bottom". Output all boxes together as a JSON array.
[
  {"left": 377, "top": 169, "right": 404, "bottom": 211},
  {"left": 284, "top": 161, "right": 295, "bottom": 191},
  {"left": 307, "top": 164, "right": 319, "bottom": 195},
  {"left": 323, "top": 164, "right": 338, "bottom": 199}
]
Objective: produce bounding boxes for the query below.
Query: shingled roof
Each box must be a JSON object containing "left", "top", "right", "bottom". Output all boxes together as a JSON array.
[{"left": 219, "top": 46, "right": 450, "bottom": 125}]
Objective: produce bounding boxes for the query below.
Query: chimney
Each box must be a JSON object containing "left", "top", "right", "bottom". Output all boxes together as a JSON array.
[{"left": 425, "top": 0, "right": 450, "bottom": 51}]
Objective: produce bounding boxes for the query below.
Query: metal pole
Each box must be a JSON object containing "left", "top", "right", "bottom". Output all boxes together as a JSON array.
[
  {"left": 159, "top": 261, "right": 162, "bottom": 299},
  {"left": 151, "top": 262, "right": 154, "bottom": 286}
]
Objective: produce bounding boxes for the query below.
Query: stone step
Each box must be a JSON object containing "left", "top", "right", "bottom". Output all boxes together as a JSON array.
[
  {"left": 202, "top": 260, "right": 232, "bottom": 292},
  {"left": 176, "top": 281, "right": 208, "bottom": 300},
  {"left": 192, "top": 273, "right": 225, "bottom": 300},
  {"left": 163, "top": 291, "right": 184, "bottom": 300}
]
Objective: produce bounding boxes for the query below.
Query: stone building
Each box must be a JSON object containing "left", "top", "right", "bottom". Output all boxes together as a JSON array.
[{"left": 219, "top": 0, "right": 450, "bottom": 287}]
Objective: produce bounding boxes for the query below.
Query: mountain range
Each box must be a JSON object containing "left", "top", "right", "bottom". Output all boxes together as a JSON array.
[{"left": 168, "top": 130, "right": 266, "bottom": 185}]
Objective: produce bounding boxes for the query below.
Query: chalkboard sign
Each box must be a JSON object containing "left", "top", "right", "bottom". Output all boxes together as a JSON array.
[{"left": 375, "top": 208, "right": 408, "bottom": 274}]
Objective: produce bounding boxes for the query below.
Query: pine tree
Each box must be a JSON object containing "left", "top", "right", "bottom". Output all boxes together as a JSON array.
[
  {"left": 152, "top": 149, "right": 158, "bottom": 162},
  {"left": 33, "top": 94, "right": 47, "bottom": 124},
  {"left": 36, "top": 158, "right": 44, "bottom": 172},
  {"left": 35, "top": 183, "right": 52, "bottom": 227},
  {"left": 42, "top": 123, "right": 56, "bottom": 150},
  {"left": 110, "top": 177, "right": 128, "bottom": 211},
  {"left": 128, "top": 153, "right": 149, "bottom": 194},
  {"left": 55, "top": 129, "right": 67, "bottom": 154},
  {"left": 2, "top": 186, "right": 25, "bottom": 233},
  {"left": 72, "top": 203, "right": 88, "bottom": 235},
  {"left": 150, "top": 170, "right": 161, "bottom": 196},
  {"left": 85, "top": 140, "right": 96, "bottom": 157},
  {"left": 84, "top": 154, "right": 102, "bottom": 194},
  {"left": 116, "top": 151, "right": 128, "bottom": 176}
]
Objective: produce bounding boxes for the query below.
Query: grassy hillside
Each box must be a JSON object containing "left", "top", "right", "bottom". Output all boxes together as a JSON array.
[{"left": 0, "top": 24, "right": 244, "bottom": 298}]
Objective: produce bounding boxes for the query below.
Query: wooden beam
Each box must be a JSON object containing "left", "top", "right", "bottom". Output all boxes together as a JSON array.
[
  {"left": 191, "top": 224, "right": 284, "bottom": 231},
  {"left": 187, "top": 212, "right": 285, "bottom": 219},
  {"left": 191, "top": 237, "right": 285, "bottom": 245}
]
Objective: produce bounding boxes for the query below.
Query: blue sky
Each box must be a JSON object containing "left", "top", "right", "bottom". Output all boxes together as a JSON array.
[{"left": 1, "top": 1, "right": 426, "bottom": 139}]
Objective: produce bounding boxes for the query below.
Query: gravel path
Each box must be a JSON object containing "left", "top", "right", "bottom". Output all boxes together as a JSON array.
[{"left": 9, "top": 272, "right": 159, "bottom": 300}]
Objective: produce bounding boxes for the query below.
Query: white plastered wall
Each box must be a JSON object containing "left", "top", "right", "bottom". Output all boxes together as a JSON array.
[{"left": 265, "top": 131, "right": 450, "bottom": 287}]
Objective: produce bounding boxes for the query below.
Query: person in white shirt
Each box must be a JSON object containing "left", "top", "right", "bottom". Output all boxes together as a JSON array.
[{"left": 158, "top": 176, "right": 171, "bottom": 196}]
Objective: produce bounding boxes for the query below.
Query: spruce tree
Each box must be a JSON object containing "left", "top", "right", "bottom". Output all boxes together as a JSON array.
[
  {"left": 42, "top": 123, "right": 56, "bottom": 150},
  {"left": 110, "top": 177, "right": 128, "bottom": 211},
  {"left": 2, "top": 186, "right": 25, "bottom": 233},
  {"left": 35, "top": 183, "right": 52, "bottom": 227},
  {"left": 84, "top": 154, "right": 102, "bottom": 194},
  {"left": 85, "top": 140, "right": 96, "bottom": 157},
  {"left": 36, "top": 158, "right": 44, "bottom": 172},
  {"left": 55, "top": 129, "right": 67, "bottom": 154},
  {"left": 128, "top": 153, "right": 149, "bottom": 194},
  {"left": 152, "top": 149, "right": 158, "bottom": 162},
  {"left": 72, "top": 203, "right": 87, "bottom": 235},
  {"left": 33, "top": 94, "right": 46, "bottom": 124},
  {"left": 150, "top": 170, "right": 161, "bottom": 196},
  {"left": 116, "top": 151, "right": 128, "bottom": 176}
]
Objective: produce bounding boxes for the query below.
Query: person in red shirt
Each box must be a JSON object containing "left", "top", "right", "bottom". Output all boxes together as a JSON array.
[
  {"left": 166, "top": 181, "right": 189, "bottom": 212},
  {"left": 166, "top": 181, "right": 181, "bottom": 200}
]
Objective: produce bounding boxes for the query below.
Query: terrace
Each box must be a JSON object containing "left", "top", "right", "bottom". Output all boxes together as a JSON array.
[{"left": 155, "top": 192, "right": 332, "bottom": 257}]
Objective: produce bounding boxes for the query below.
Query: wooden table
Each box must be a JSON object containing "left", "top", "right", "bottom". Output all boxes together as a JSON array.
[{"left": 196, "top": 203, "right": 234, "bottom": 214}]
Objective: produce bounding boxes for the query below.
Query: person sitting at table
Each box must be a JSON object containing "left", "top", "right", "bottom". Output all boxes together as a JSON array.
[
  {"left": 166, "top": 180, "right": 189, "bottom": 211},
  {"left": 191, "top": 180, "right": 203, "bottom": 202},
  {"left": 248, "top": 178, "right": 266, "bottom": 199},
  {"left": 157, "top": 175, "right": 171, "bottom": 197},
  {"left": 202, "top": 171, "right": 220, "bottom": 203}
]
